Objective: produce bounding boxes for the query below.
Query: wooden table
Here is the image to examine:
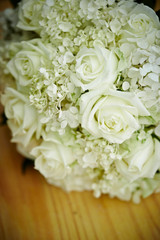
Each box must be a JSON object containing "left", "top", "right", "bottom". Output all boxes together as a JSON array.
[{"left": 0, "top": 1, "right": 160, "bottom": 239}]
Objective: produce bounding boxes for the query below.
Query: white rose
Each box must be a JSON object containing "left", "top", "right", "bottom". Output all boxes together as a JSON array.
[
  {"left": 121, "top": 4, "right": 160, "bottom": 48},
  {"left": 17, "top": 138, "right": 41, "bottom": 160},
  {"left": 31, "top": 133, "right": 75, "bottom": 180},
  {"left": 17, "top": 0, "right": 43, "bottom": 31},
  {"left": 80, "top": 89, "right": 150, "bottom": 144},
  {"left": 48, "top": 165, "right": 93, "bottom": 192},
  {"left": 72, "top": 46, "right": 118, "bottom": 91},
  {"left": 1, "top": 87, "right": 42, "bottom": 147},
  {"left": 7, "top": 39, "right": 53, "bottom": 86},
  {"left": 116, "top": 135, "right": 160, "bottom": 181}
]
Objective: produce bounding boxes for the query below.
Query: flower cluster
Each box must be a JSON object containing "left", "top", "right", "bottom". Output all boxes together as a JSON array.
[{"left": 0, "top": 0, "right": 160, "bottom": 203}]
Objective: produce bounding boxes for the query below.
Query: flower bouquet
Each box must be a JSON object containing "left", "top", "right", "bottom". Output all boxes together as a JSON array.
[{"left": 0, "top": 0, "right": 160, "bottom": 203}]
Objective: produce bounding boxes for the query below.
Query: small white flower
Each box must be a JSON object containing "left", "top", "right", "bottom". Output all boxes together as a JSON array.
[
  {"left": 82, "top": 152, "right": 98, "bottom": 168},
  {"left": 59, "top": 22, "right": 73, "bottom": 32},
  {"left": 122, "top": 81, "right": 130, "bottom": 91},
  {"left": 63, "top": 51, "right": 74, "bottom": 64},
  {"left": 59, "top": 107, "right": 79, "bottom": 129},
  {"left": 46, "top": 0, "right": 55, "bottom": 7},
  {"left": 46, "top": 84, "right": 57, "bottom": 97},
  {"left": 110, "top": 19, "right": 121, "bottom": 33}
]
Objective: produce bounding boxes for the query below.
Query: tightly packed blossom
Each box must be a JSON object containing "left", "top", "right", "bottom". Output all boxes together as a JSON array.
[{"left": 0, "top": 0, "right": 160, "bottom": 203}]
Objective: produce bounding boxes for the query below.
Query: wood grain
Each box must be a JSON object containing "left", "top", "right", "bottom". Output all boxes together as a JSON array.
[{"left": 0, "top": 1, "right": 160, "bottom": 240}]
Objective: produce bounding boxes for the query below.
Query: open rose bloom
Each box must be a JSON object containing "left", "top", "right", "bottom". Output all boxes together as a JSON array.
[{"left": 0, "top": 0, "right": 160, "bottom": 203}]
